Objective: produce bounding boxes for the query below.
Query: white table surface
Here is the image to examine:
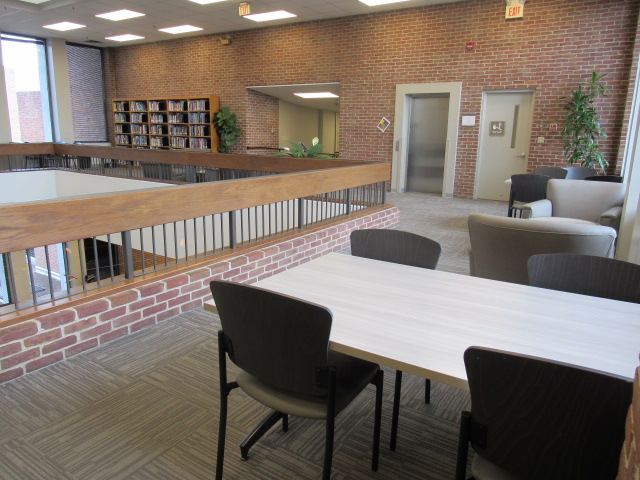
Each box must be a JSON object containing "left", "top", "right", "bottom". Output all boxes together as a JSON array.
[{"left": 206, "top": 253, "right": 640, "bottom": 390}]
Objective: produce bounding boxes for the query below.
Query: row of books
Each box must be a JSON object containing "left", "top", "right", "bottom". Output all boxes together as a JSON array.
[
  {"left": 132, "top": 135, "right": 148, "bottom": 146},
  {"left": 170, "top": 125, "right": 189, "bottom": 135},
  {"left": 189, "top": 137, "right": 209, "bottom": 149},
  {"left": 113, "top": 98, "right": 210, "bottom": 113},
  {"left": 131, "top": 101, "right": 146, "bottom": 112},
  {"left": 150, "top": 137, "right": 167, "bottom": 147},
  {"left": 131, "top": 124, "right": 148, "bottom": 134},
  {"left": 189, "top": 112, "right": 209, "bottom": 123},
  {"left": 189, "top": 125, "right": 208, "bottom": 136}
]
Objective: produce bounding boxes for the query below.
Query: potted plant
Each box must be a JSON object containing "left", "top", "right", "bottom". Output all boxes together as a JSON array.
[
  {"left": 214, "top": 106, "right": 242, "bottom": 153},
  {"left": 561, "top": 71, "right": 610, "bottom": 171},
  {"left": 276, "top": 137, "right": 331, "bottom": 158}
]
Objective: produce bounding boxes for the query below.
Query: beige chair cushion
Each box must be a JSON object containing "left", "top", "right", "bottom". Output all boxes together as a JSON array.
[{"left": 468, "top": 214, "right": 617, "bottom": 285}]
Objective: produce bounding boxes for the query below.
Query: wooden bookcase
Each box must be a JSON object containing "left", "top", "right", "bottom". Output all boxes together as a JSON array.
[{"left": 112, "top": 95, "right": 220, "bottom": 151}]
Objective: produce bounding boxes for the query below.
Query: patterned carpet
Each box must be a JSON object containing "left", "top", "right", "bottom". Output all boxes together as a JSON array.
[{"left": 0, "top": 193, "right": 506, "bottom": 480}]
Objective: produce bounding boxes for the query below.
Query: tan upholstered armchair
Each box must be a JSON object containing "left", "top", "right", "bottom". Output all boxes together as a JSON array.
[
  {"left": 521, "top": 179, "right": 625, "bottom": 232},
  {"left": 468, "top": 213, "right": 617, "bottom": 285}
]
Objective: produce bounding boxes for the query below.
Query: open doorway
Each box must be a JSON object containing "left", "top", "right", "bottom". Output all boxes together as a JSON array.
[
  {"left": 247, "top": 83, "right": 340, "bottom": 156},
  {"left": 392, "top": 83, "right": 462, "bottom": 197}
]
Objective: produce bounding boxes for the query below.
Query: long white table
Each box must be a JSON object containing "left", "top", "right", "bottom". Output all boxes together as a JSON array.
[{"left": 205, "top": 253, "right": 640, "bottom": 389}]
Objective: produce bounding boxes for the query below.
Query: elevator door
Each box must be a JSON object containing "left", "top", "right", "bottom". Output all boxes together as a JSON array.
[{"left": 406, "top": 94, "right": 449, "bottom": 194}]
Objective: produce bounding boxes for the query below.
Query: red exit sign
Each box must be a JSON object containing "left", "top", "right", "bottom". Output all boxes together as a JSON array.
[{"left": 505, "top": 4, "right": 524, "bottom": 19}]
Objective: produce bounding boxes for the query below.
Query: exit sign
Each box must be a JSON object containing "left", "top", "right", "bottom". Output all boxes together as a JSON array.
[
  {"left": 239, "top": 3, "right": 251, "bottom": 16},
  {"left": 505, "top": 3, "right": 524, "bottom": 19}
]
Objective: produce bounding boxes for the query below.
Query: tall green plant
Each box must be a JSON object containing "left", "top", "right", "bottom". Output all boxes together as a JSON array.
[
  {"left": 214, "top": 106, "right": 242, "bottom": 153},
  {"left": 561, "top": 71, "right": 610, "bottom": 171}
]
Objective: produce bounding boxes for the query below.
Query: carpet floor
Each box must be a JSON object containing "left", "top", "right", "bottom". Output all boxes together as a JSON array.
[{"left": 0, "top": 192, "right": 506, "bottom": 480}]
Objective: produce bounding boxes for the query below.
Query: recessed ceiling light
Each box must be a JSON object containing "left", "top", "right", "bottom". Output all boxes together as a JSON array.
[
  {"left": 294, "top": 92, "right": 339, "bottom": 99},
  {"left": 105, "top": 34, "right": 145, "bottom": 42},
  {"left": 189, "top": 0, "right": 227, "bottom": 3},
  {"left": 43, "top": 22, "right": 86, "bottom": 31},
  {"left": 359, "top": 0, "right": 411, "bottom": 5},
  {"left": 159, "top": 25, "right": 203, "bottom": 34},
  {"left": 243, "top": 10, "right": 297, "bottom": 22},
  {"left": 96, "top": 9, "right": 145, "bottom": 21}
]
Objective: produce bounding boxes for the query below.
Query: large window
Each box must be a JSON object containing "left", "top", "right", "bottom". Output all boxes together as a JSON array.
[
  {"left": 1, "top": 33, "right": 53, "bottom": 142},
  {"left": 66, "top": 43, "right": 107, "bottom": 142}
]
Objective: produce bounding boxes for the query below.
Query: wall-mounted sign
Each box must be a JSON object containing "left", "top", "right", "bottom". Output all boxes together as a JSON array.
[
  {"left": 239, "top": 2, "right": 251, "bottom": 16},
  {"left": 377, "top": 117, "right": 391, "bottom": 132},
  {"left": 505, "top": 0, "right": 525, "bottom": 19},
  {"left": 490, "top": 121, "right": 506, "bottom": 136},
  {"left": 461, "top": 115, "right": 476, "bottom": 127}
]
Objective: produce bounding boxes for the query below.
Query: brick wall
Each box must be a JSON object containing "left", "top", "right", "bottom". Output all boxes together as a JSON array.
[
  {"left": 0, "top": 207, "right": 400, "bottom": 384},
  {"left": 17, "top": 92, "right": 45, "bottom": 142},
  {"left": 103, "top": 0, "right": 639, "bottom": 197}
]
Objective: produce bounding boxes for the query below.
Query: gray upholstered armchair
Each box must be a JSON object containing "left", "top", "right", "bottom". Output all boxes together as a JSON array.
[
  {"left": 521, "top": 179, "right": 625, "bottom": 232},
  {"left": 468, "top": 213, "right": 617, "bottom": 285}
]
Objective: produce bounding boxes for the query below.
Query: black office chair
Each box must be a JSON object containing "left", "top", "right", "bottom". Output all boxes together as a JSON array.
[
  {"left": 455, "top": 346, "right": 632, "bottom": 480},
  {"left": 350, "top": 228, "right": 441, "bottom": 451},
  {"left": 508, "top": 174, "right": 551, "bottom": 217},
  {"left": 585, "top": 174, "right": 624, "bottom": 183},
  {"left": 210, "top": 280, "right": 383, "bottom": 480},
  {"left": 534, "top": 166, "right": 568, "bottom": 179},
  {"left": 527, "top": 253, "right": 640, "bottom": 303}
]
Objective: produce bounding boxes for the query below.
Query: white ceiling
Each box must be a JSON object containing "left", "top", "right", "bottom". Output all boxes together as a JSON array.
[{"left": 0, "top": 0, "right": 463, "bottom": 47}]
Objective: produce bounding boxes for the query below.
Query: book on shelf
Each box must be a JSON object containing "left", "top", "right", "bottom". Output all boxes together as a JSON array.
[
  {"left": 131, "top": 101, "right": 147, "bottom": 112},
  {"left": 114, "top": 102, "right": 128, "bottom": 112},
  {"left": 168, "top": 113, "right": 185, "bottom": 123},
  {"left": 114, "top": 113, "right": 128, "bottom": 122},
  {"left": 148, "top": 101, "right": 164, "bottom": 112},
  {"left": 133, "top": 135, "right": 148, "bottom": 146},
  {"left": 188, "top": 99, "right": 208, "bottom": 111},
  {"left": 168, "top": 100, "right": 186, "bottom": 111},
  {"left": 150, "top": 125, "right": 165, "bottom": 135},
  {"left": 150, "top": 113, "right": 165, "bottom": 123},
  {"left": 188, "top": 112, "right": 208, "bottom": 123},
  {"left": 189, "top": 137, "right": 209, "bottom": 149},
  {"left": 131, "top": 113, "right": 146, "bottom": 122}
]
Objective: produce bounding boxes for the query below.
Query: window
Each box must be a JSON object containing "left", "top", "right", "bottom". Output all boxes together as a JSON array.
[
  {"left": 0, "top": 33, "right": 53, "bottom": 142},
  {"left": 66, "top": 43, "right": 107, "bottom": 142}
]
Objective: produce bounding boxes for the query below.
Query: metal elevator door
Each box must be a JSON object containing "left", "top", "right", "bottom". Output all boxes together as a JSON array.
[{"left": 406, "top": 94, "right": 449, "bottom": 194}]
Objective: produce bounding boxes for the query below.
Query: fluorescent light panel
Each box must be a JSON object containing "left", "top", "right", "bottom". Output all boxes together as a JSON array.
[
  {"left": 105, "top": 34, "right": 145, "bottom": 42},
  {"left": 294, "top": 92, "right": 339, "bottom": 99},
  {"left": 359, "top": 0, "right": 411, "bottom": 6},
  {"left": 159, "top": 25, "right": 203, "bottom": 34},
  {"left": 189, "top": 0, "right": 226, "bottom": 4},
  {"left": 96, "top": 9, "right": 145, "bottom": 21},
  {"left": 43, "top": 22, "right": 85, "bottom": 31},
  {"left": 244, "top": 10, "right": 296, "bottom": 22}
]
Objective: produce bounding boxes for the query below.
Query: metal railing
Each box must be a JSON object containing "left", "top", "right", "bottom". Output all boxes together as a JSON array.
[{"left": 0, "top": 145, "right": 389, "bottom": 314}]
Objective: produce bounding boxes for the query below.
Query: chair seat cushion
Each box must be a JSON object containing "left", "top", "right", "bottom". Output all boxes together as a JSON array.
[
  {"left": 237, "top": 351, "right": 379, "bottom": 419},
  {"left": 472, "top": 454, "right": 522, "bottom": 480}
]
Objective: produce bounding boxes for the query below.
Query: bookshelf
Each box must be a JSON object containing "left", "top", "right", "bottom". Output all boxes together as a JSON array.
[{"left": 112, "top": 95, "right": 219, "bottom": 151}]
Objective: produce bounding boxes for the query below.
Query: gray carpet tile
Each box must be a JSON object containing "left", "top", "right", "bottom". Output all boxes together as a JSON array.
[{"left": 0, "top": 193, "right": 506, "bottom": 479}]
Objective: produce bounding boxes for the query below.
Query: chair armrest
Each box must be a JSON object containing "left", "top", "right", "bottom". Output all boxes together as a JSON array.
[
  {"left": 599, "top": 205, "right": 623, "bottom": 231},
  {"left": 521, "top": 199, "right": 552, "bottom": 218}
]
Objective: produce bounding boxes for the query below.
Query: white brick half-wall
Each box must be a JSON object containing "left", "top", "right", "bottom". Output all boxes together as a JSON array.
[{"left": 0, "top": 206, "right": 400, "bottom": 383}]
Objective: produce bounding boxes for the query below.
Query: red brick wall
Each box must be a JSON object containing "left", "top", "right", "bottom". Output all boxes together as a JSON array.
[
  {"left": 104, "top": 0, "right": 639, "bottom": 197},
  {"left": 17, "top": 91, "right": 45, "bottom": 142},
  {"left": 0, "top": 207, "right": 399, "bottom": 384}
]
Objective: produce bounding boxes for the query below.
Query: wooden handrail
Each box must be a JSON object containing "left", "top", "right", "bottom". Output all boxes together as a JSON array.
[
  {"left": 48, "top": 144, "right": 362, "bottom": 172},
  {"left": 0, "top": 162, "right": 390, "bottom": 252}
]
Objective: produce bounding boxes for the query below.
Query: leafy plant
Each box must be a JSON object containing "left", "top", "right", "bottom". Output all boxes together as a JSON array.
[
  {"left": 276, "top": 137, "right": 330, "bottom": 158},
  {"left": 214, "top": 106, "right": 242, "bottom": 153},
  {"left": 561, "top": 71, "right": 610, "bottom": 171}
]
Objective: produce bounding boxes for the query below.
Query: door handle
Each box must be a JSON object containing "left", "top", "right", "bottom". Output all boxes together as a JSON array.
[{"left": 517, "top": 153, "right": 527, "bottom": 158}]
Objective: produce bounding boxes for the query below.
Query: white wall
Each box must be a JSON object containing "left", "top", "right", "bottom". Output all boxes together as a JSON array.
[{"left": 0, "top": 170, "right": 172, "bottom": 205}]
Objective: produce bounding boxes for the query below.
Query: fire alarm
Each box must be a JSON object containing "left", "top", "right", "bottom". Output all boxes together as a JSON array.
[{"left": 466, "top": 42, "right": 475, "bottom": 51}]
